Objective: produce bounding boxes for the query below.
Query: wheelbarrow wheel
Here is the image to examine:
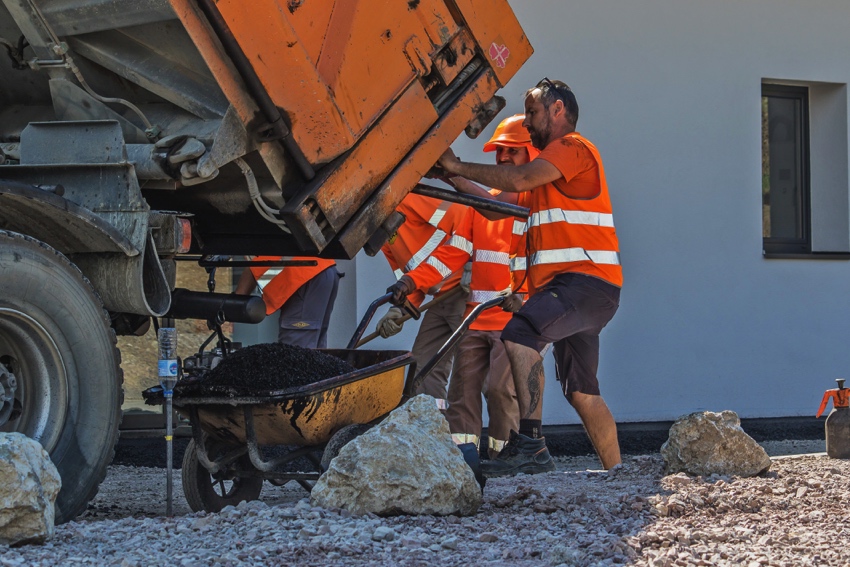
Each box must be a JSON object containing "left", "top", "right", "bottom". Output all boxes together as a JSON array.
[
  {"left": 321, "top": 423, "right": 373, "bottom": 471},
  {"left": 182, "top": 438, "right": 263, "bottom": 513}
]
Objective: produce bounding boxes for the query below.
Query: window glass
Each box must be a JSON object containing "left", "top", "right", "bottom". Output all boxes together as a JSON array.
[{"left": 762, "top": 85, "right": 810, "bottom": 254}]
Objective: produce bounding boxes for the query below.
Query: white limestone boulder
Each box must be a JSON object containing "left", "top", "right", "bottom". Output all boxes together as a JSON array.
[
  {"left": 661, "top": 410, "right": 771, "bottom": 477},
  {"left": 0, "top": 432, "right": 61, "bottom": 545},
  {"left": 311, "top": 395, "right": 481, "bottom": 516}
]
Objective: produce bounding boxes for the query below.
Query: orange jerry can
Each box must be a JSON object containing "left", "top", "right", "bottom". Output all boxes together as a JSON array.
[{"left": 816, "top": 379, "right": 850, "bottom": 459}]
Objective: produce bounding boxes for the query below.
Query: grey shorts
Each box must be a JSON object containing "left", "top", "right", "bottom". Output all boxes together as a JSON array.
[{"left": 501, "top": 273, "right": 620, "bottom": 397}]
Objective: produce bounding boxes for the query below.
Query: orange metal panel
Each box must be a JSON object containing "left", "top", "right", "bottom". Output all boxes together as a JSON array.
[
  {"left": 167, "top": 0, "right": 289, "bottom": 184},
  {"left": 335, "top": 68, "right": 502, "bottom": 256},
  {"left": 312, "top": 0, "right": 458, "bottom": 138},
  {"left": 214, "top": 0, "right": 353, "bottom": 165},
  {"left": 285, "top": 2, "right": 335, "bottom": 64},
  {"left": 281, "top": 81, "right": 439, "bottom": 253},
  {"left": 450, "top": 0, "right": 532, "bottom": 87},
  {"left": 314, "top": 0, "right": 418, "bottom": 137},
  {"left": 432, "top": 28, "right": 477, "bottom": 86},
  {"left": 405, "top": 0, "right": 461, "bottom": 49}
]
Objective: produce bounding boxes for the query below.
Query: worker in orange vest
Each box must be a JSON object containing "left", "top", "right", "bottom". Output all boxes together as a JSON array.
[
  {"left": 235, "top": 257, "right": 341, "bottom": 348},
  {"left": 376, "top": 193, "right": 468, "bottom": 404},
  {"left": 437, "top": 78, "right": 623, "bottom": 476},
  {"left": 387, "top": 115, "right": 538, "bottom": 479}
]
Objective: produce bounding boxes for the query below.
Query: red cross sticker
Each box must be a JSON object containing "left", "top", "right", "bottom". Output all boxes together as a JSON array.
[{"left": 489, "top": 42, "right": 510, "bottom": 69}]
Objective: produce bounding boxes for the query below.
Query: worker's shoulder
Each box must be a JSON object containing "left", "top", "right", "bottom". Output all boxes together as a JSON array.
[
  {"left": 540, "top": 135, "right": 596, "bottom": 166},
  {"left": 550, "top": 134, "right": 595, "bottom": 154}
]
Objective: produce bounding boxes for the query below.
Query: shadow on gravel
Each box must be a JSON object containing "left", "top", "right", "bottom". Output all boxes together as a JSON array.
[{"left": 114, "top": 416, "right": 825, "bottom": 469}]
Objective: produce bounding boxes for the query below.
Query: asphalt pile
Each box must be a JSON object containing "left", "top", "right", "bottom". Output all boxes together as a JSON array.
[{"left": 174, "top": 343, "right": 356, "bottom": 398}]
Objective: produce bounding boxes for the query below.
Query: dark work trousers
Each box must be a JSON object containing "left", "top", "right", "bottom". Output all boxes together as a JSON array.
[
  {"left": 277, "top": 266, "right": 341, "bottom": 348},
  {"left": 447, "top": 329, "right": 519, "bottom": 458},
  {"left": 410, "top": 288, "right": 468, "bottom": 402}
]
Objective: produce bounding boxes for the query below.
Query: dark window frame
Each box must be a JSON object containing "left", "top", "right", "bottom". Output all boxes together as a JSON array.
[{"left": 762, "top": 84, "right": 811, "bottom": 256}]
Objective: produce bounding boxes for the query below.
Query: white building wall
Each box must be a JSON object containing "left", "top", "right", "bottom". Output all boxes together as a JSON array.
[{"left": 318, "top": 0, "right": 850, "bottom": 424}]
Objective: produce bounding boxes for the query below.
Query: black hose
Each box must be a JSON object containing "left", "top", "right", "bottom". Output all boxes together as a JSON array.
[{"left": 413, "top": 183, "right": 529, "bottom": 219}]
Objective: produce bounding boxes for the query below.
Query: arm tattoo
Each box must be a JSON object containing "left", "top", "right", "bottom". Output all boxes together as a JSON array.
[{"left": 523, "top": 358, "right": 545, "bottom": 419}]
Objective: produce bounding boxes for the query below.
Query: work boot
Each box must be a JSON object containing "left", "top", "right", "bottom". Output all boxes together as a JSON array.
[
  {"left": 457, "top": 442, "right": 486, "bottom": 490},
  {"left": 479, "top": 430, "right": 555, "bottom": 478}
]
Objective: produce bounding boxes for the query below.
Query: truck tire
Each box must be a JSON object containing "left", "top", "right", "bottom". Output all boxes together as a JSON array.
[
  {"left": 0, "top": 231, "right": 123, "bottom": 523},
  {"left": 181, "top": 438, "right": 263, "bottom": 513}
]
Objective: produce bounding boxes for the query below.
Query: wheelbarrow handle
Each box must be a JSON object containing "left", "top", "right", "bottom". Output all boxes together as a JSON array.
[
  {"left": 353, "top": 285, "right": 465, "bottom": 348},
  {"left": 347, "top": 293, "right": 421, "bottom": 349},
  {"left": 403, "top": 294, "right": 508, "bottom": 399}
]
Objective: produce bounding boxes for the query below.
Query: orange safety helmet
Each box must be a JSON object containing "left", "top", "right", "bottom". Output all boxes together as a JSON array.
[{"left": 482, "top": 114, "right": 539, "bottom": 159}]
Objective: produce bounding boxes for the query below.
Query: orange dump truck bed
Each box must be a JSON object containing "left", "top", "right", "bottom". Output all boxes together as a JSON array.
[{"left": 171, "top": 0, "right": 532, "bottom": 257}]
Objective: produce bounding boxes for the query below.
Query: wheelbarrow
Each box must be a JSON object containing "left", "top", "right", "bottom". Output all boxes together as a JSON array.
[{"left": 144, "top": 291, "right": 506, "bottom": 513}]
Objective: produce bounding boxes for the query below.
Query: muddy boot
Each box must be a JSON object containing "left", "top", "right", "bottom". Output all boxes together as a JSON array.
[
  {"left": 457, "top": 442, "right": 486, "bottom": 490},
  {"left": 480, "top": 430, "right": 555, "bottom": 478}
]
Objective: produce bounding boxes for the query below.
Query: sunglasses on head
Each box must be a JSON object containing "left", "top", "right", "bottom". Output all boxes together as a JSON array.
[{"left": 537, "top": 77, "right": 569, "bottom": 106}]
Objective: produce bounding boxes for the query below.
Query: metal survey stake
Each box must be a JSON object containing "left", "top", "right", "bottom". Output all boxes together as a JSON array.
[{"left": 157, "top": 319, "right": 179, "bottom": 516}]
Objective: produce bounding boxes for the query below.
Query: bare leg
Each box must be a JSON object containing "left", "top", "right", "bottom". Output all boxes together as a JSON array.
[
  {"left": 568, "top": 391, "right": 621, "bottom": 469},
  {"left": 503, "top": 340, "right": 545, "bottom": 421}
]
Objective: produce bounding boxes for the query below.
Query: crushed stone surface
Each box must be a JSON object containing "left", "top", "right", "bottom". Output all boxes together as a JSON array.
[{"left": 3, "top": 440, "right": 847, "bottom": 566}]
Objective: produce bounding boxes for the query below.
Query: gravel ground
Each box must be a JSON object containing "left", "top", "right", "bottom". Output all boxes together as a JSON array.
[{"left": 3, "top": 440, "right": 847, "bottom": 567}]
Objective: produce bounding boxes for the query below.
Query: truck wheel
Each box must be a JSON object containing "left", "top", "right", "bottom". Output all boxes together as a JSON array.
[
  {"left": 320, "top": 423, "right": 373, "bottom": 471},
  {"left": 182, "top": 438, "right": 263, "bottom": 513},
  {"left": 0, "top": 231, "right": 123, "bottom": 523}
]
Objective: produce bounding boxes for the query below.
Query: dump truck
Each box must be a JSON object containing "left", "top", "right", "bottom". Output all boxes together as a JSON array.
[{"left": 0, "top": 0, "right": 531, "bottom": 522}]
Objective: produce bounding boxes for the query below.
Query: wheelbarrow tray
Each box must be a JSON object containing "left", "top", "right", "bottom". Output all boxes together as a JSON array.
[{"left": 172, "top": 349, "right": 412, "bottom": 447}]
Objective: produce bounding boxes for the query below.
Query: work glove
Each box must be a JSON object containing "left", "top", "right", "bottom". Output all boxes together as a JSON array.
[
  {"left": 501, "top": 293, "right": 524, "bottom": 313},
  {"left": 460, "top": 261, "right": 473, "bottom": 295},
  {"left": 377, "top": 307, "right": 405, "bottom": 339},
  {"left": 386, "top": 275, "right": 417, "bottom": 306}
]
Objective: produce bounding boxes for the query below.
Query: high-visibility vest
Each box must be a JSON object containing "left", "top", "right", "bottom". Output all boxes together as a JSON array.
[
  {"left": 508, "top": 192, "right": 532, "bottom": 294},
  {"left": 525, "top": 133, "right": 622, "bottom": 293},
  {"left": 381, "top": 193, "right": 467, "bottom": 307},
  {"left": 250, "top": 256, "right": 337, "bottom": 315},
  {"left": 406, "top": 206, "right": 524, "bottom": 331}
]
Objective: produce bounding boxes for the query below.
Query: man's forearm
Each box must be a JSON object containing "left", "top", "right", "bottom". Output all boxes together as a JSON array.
[
  {"left": 450, "top": 177, "right": 517, "bottom": 221},
  {"left": 234, "top": 269, "right": 258, "bottom": 295},
  {"left": 449, "top": 161, "right": 528, "bottom": 193}
]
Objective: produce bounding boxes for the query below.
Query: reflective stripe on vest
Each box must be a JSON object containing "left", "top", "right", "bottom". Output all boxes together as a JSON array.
[
  {"left": 474, "top": 249, "right": 510, "bottom": 265},
  {"left": 510, "top": 256, "right": 527, "bottom": 271},
  {"left": 447, "top": 234, "right": 473, "bottom": 254},
  {"left": 528, "top": 208, "right": 615, "bottom": 229},
  {"left": 425, "top": 256, "right": 453, "bottom": 279},
  {"left": 257, "top": 269, "right": 281, "bottom": 287},
  {"left": 428, "top": 201, "right": 452, "bottom": 228},
  {"left": 531, "top": 248, "right": 621, "bottom": 266},
  {"left": 470, "top": 289, "right": 524, "bottom": 304},
  {"left": 405, "top": 229, "right": 446, "bottom": 272},
  {"left": 452, "top": 433, "right": 479, "bottom": 447},
  {"left": 513, "top": 220, "right": 527, "bottom": 235}
]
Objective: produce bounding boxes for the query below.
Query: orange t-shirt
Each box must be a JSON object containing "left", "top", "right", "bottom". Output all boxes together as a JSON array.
[{"left": 537, "top": 135, "right": 600, "bottom": 199}]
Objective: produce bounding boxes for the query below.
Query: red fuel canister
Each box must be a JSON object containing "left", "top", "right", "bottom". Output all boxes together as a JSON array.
[{"left": 816, "top": 379, "right": 850, "bottom": 459}]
